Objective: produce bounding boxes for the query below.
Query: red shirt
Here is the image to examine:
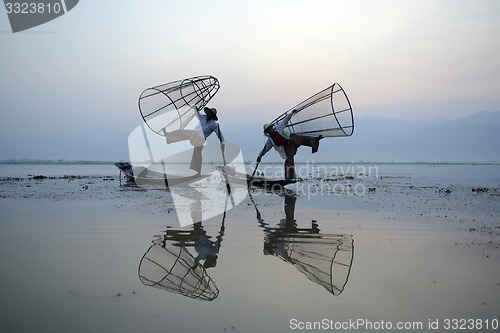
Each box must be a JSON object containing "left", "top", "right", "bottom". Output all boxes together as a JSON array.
[{"left": 270, "top": 132, "right": 288, "bottom": 146}]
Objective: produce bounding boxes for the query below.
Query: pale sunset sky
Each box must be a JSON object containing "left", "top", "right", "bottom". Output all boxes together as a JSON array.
[{"left": 1, "top": 0, "right": 499, "bottom": 160}]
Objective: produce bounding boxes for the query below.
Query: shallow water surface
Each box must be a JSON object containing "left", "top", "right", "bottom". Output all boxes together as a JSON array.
[{"left": 0, "top": 164, "right": 499, "bottom": 332}]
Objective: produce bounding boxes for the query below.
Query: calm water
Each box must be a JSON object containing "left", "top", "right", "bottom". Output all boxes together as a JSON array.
[
  {"left": 1, "top": 163, "right": 499, "bottom": 186},
  {"left": 0, "top": 163, "right": 118, "bottom": 177},
  {"left": 0, "top": 163, "right": 499, "bottom": 333}
]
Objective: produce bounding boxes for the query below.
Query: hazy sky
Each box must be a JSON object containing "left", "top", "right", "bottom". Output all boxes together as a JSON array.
[{"left": 1, "top": 0, "right": 500, "bottom": 159}]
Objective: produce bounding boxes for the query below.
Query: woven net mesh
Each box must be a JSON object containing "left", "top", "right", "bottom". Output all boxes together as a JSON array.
[
  {"left": 138, "top": 241, "right": 219, "bottom": 301},
  {"left": 271, "top": 83, "right": 354, "bottom": 138},
  {"left": 138, "top": 75, "right": 220, "bottom": 135}
]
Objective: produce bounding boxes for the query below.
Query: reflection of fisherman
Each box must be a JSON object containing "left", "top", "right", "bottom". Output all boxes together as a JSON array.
[
  {"left": 140, "top": 219, "right": 224, "bottom": 301},
  {"left": 163, "top": 107, "right": 225, "bottom": 174},
  {"left": 264, "top": 195, "right": 297, "bottom": 259},
  {"left": 256, "top": 110, "right": 323, "bottom": 180},
  {"left": 257, "top": 194, "right": 353, "bottom": 296},
  {"left": 263, "top": 195, "right": 319, "bottom": 257},
  {"left": 192, "top": 222, "right": 225, "bottom": 269},
  {"left": 177, "top": 190, "right": 224, "bottom": 269}
]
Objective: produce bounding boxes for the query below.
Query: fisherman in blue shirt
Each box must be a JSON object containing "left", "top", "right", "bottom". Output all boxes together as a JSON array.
[{"left": 163, "top": 107, "right": 225, "bottom": 174}]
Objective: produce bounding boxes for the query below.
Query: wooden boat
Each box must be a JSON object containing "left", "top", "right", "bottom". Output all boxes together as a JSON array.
[
  {"left": 216, "top": 166, "right": 298, "bottom": 189},
  {"left": 114, "top": 162, "right": 208, "bottom": 187}
]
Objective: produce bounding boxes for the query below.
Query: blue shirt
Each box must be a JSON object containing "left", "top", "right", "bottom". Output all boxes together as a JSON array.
[{"left": 198, "top": 114, "right": 225, "bottom": 143}]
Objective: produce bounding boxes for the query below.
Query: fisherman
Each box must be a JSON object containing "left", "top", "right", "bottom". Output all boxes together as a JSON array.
[
  {"left": 256, "top": 109, "right": 323, "bottom": 180},
  {"left": 163, "top": 106, "right": 225, "bottom": 174}
]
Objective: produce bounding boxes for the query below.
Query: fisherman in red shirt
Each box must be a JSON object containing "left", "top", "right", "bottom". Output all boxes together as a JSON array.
[{"left": 257, "top": 110, "right": 323, "bottom": 180}]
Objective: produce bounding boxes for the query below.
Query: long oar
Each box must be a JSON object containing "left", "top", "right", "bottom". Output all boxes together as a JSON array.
[
  {"left": 250, "top": 160, "right": 260, "bottom": 180},
  {"left": 248, "top": 158, "right": 261, "bottom": 189},
  {"left": 218, "top": 126, "right": 235, "bottom": 207}
]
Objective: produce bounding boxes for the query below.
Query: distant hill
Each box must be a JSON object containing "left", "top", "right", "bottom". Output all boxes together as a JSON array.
[
  {"left": 223, "top": 110, "right": 500, "bottom": 163},
  {"left": 0, "top": 127, "right": 130, "bottom": 161},
  {"left": 1, "top": 111, "right": 499, "bottom": 163}
]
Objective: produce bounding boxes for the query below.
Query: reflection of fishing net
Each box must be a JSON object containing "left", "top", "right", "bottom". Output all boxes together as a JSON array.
[
  {"left": 138, "top": 244, "right": 219, "bottom": 301},
  {"left": 273, "top": 233, "right": 354, "bottom": 296},
  {"left": 272, "top": 83, "right": 354, "bottom": 137},
  {"left": 138, "top": 75, "right": 220, "bottom": 135}
]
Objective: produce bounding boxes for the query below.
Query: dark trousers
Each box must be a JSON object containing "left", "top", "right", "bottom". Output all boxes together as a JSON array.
[{"left": 284, "top": 134, "right": 318, "bottom": 179}]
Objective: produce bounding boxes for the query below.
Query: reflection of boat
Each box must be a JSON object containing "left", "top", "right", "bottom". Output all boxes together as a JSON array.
[
  {"left": 252, "top": 193, "right": 354, "bottom": 296},
  {"left": 216, "top": 165, "right": 297, "bottom": 189},
  {"left": 115, "top": 162, "right": 208, "bottom": 186}
]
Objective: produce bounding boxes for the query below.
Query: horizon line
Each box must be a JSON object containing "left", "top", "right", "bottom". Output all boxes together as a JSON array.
[{"left": 0, "top": 159, "right": 498, "bottom": 166}]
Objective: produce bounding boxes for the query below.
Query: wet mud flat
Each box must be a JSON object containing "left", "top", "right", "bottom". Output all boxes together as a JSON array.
[
  {"left": 0, "top": 167, "right": 499, "bottom": 333},
  {"left": 288, "top": 170, "right": 500, "bottom": 256},
  {"left": 1, "top": 169, "right": 499, "bottom": 267}
]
